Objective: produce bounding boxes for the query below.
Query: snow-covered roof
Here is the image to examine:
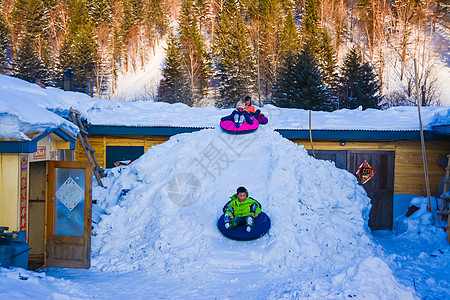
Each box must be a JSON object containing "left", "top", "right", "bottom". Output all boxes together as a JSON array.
[
  {"left": 1, "top": 74, "right": 449, "bottom": 141},
  {"left": 0, "top": 75, "right": 79, "bottom": 141}
]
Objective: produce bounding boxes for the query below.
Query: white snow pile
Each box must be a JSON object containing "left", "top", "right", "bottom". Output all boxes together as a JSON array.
[
  {"left": 91, "top": 127, "right": 416, "bottom": 298},
  {"left": 0, "top": 267, "right": 84, "bottom": 299},
  {"left": 394, "top": 197, "right": 448, "bottom": 243},
  {"left": 0, "top": 85, "right": 79, "bottom": 140},
  {"left": 372, "top": 197, "right": 450, "bottom": 298}
]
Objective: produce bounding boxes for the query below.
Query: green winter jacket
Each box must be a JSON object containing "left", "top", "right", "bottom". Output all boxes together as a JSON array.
[{"left": 224, "top": 194, "right": 262, "bottom": 218}]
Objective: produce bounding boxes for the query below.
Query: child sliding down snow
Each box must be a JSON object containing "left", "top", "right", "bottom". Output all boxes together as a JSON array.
[
  {"left": 244, "top": 95, "right": 262, "bottom": 118},
  {"left": 220, "top": 101, "right": 254, "bottom": 128},
  {"left": 224, "top": 186, "right": 261, "bottom": 232}
]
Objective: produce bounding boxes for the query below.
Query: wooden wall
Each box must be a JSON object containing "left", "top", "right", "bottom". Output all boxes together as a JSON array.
[
  {"left": 394, "top": 140, "right": 450, "bottom": 195},
  {"left": 292, "top": 139, "right": 450, "bottom": 196},
  {"left": 75, "top": 135, "right": 170, "bottom": 169},
  {"left": 0, "top": 153, "right": 20, "bottom": 231}
]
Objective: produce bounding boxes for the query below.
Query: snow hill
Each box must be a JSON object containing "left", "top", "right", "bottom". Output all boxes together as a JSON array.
[{"left": 90, "top": 126, "right": 416, "bottom": 298}]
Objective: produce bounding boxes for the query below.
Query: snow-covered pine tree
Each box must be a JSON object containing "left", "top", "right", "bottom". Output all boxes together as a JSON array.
[
  {"left": 214, "top": 0, "right": 256, "bottom": 108},
  {"left": 0, "top": 9, "right": 10, "bottom": 74},
  {"left": 14, "top": 33, "right": 48, "bottom": 83},
  {"left": 158, "top": 30, "right": 191, "bottom": 104},
  {"left": 11, "top": 0, "right": 51, "bottom": 83},
  {"left": 272, "top": 45, "right": 328, "bottom": 110},
  {"left": 86, "top": 0, "right": 113, "bottom": 27},
  {"left": 178, "top": 0, "right": 211, "bottom": 106},
  {"left": 338, "top": 47, "right": 381, "bottom": 109},
  {"left": 301, "top": 0, "right": 337, "bottom": 89}
]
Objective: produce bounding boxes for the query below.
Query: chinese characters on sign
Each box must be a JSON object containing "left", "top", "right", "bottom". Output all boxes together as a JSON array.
[
  {"left": 356, "top": 160, "right": 376, "bottom": 184},
  {"left": 34, "top": 146, "right": 46, "bottom": 159},
  {"left": 19, "top": 154, "right": 28, "bottom": 231}
]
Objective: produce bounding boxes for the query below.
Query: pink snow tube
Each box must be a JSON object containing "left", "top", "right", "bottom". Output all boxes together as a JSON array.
[{"left": 220, "top": 117, "right": 259, "bottom": 134}]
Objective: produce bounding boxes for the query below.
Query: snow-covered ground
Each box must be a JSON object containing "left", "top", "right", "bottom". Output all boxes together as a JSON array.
[{"left": 1, "top": 125, "right": 449, "bottom": 299}]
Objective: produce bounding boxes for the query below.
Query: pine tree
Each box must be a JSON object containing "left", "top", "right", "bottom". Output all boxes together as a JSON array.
[
  {"left": 338, "top": 47, "right": 381, "bottom": 109},
  {"left": 158, "top": 30, "right": 191, "bottom": 104},
  {"left": 86, "top": 0, "right": 113, "bottom": 27},
  {"left": 11, "top": 0, "right": 50, "bottom": 82},
  {"left": 301, "top": 0, "right": 337, "bottom": 87},
  {"left": 272, "top": 46, "right": 328, "bottom": 110},
  {"left": 280, "top": 10, "right": 299, "bottom": 58},
  {"left": 14, "top": 33, "right": 48, "bottom": 83},
  {"left": 214, "top": 0, "right": 256, "bottom": 107},
  {"left": 0, "top": 9, "right": 10, "bottom": 74},
  {"left": 60, "top": 23, "right": 98, "bottom": 95},
  {"left": 178, "top": 0, "right": 210, "bottom": 105}
]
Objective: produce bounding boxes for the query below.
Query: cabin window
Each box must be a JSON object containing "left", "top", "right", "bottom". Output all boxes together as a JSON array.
[{"left": 106, "top": 146, "right": 144, "bottom": 168}]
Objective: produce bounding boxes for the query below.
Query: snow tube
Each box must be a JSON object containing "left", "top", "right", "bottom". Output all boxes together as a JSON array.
[
  {"left": 220, "top": 117, "right": 259, "bottom": 134},
  {"left": 217, "top": 212, "right": 271, "bottom": 241},
  {"left": 255, "top": 115, "right": 268, "bottom": 125}
]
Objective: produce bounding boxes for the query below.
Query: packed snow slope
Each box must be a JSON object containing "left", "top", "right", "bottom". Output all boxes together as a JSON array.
[{"left": 91, "top": 126, "right": 416, "bottom": 299}]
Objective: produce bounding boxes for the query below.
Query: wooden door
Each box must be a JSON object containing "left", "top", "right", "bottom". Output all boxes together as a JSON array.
[
  {"left": 347, "top": 151, "right": 395, "bottom": 230},
  {"left": 46, "top": 161, "right": 92, "bottom": 268},
  {"left": 308, "top": 150, "right": 347, "bottom": 170}
]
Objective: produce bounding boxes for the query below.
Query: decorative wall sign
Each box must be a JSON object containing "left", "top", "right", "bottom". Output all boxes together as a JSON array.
[
  {"left": 19, "top": 154, "right": 28, "bottom": 232},
  {"left": 34, "top": 146, "right": 46, "bottom": 159},
  {"left": 356, "top": 160, "right": 376, "bottom": 184}
]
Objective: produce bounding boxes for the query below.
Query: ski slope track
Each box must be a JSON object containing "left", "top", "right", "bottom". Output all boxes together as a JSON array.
[{"left": 91, "top": 127, "right": 416, "bottom": 299}]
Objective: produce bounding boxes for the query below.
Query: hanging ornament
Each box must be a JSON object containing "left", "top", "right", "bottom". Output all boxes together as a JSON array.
[{"left": 356, "top": 160, "right": 376, "bottom": 184}]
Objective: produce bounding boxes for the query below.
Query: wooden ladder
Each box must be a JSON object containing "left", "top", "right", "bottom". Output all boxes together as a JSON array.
[
  {"left": 69, "top": 109, "right": 104, "bottom": 187},
  {"left": 438, "top": 154, "right": 450, "bottom": 243}
]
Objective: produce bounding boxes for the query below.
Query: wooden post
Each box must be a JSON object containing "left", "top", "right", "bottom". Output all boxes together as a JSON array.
[
  {"left": 414, "top": 59, "right": 432, "bottom": 212},
  {"left": 309, "top": 110, "right": 315, "bottom": 158}
]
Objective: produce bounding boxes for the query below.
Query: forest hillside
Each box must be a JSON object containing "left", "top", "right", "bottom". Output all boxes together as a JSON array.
[{"left": 0, "top": 0, "right": 449, "bottom": 107}]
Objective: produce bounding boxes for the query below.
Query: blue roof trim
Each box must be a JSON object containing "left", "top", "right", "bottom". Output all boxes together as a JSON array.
[
  {"left": 432, "top": 125, "right": 450, "bottom": 136},
  {"left": 275, "top": 129, "right": 448, "bottom": 140},
  {"left": 0, "top": 128, "right": 77, "bottom": 153},
  {"left": 0, "top": 141, "right": 37, "bottom": 153},
  {"left": 87, "top": 125, "right": 213, "bottom": 136}
]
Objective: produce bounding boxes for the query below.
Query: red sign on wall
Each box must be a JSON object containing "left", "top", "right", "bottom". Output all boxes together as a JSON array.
[
  {"left": 19, "top": 154, "right": 28, "bottom": 232},
  {"left": 356, "top": 160, "right": 376, "bottom": 184},
  {"left": 34, "top": 146, "right": 46, "bottom": 159}
]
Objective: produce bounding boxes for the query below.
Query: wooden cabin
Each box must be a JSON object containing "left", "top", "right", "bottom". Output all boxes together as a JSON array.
[{"left": 76, "top": 124, "right": 450, "bottom": 231}]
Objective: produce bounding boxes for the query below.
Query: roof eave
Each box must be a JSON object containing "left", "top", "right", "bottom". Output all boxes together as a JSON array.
[
  {"left": 0, "top": 127, "right": 77, "bottom": 153},
  {"left": 275, "top": 129, "right": 447, "bottom": 140}
]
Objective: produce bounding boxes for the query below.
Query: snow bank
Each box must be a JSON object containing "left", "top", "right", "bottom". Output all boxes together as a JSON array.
[
  {"left": 394, "top": 197, "right": 448, "bottom": 243},
  {"left": 91, "top": 127, "right": 416, "bottom": 298},
  {"left": 0, "top": 267, "right": 86, "bottom": 299}
]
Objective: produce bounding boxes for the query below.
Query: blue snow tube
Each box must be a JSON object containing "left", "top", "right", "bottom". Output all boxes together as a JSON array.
[{"left": 217, "top": 212, "right": 271, "bottom": 241}]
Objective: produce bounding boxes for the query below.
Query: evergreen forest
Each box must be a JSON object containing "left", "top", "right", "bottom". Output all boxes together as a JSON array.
[{"left": 0, "top": 0, "right": 448, "bottom": 110}]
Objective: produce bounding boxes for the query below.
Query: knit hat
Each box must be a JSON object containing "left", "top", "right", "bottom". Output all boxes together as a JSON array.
[{"left": 236, "top": 101, "right": 245, "bottom": 109}]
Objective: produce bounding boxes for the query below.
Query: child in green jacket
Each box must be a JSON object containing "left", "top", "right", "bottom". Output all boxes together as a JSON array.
[{"left": 224, "top": 186, "right": 261, "bottom": 232}]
